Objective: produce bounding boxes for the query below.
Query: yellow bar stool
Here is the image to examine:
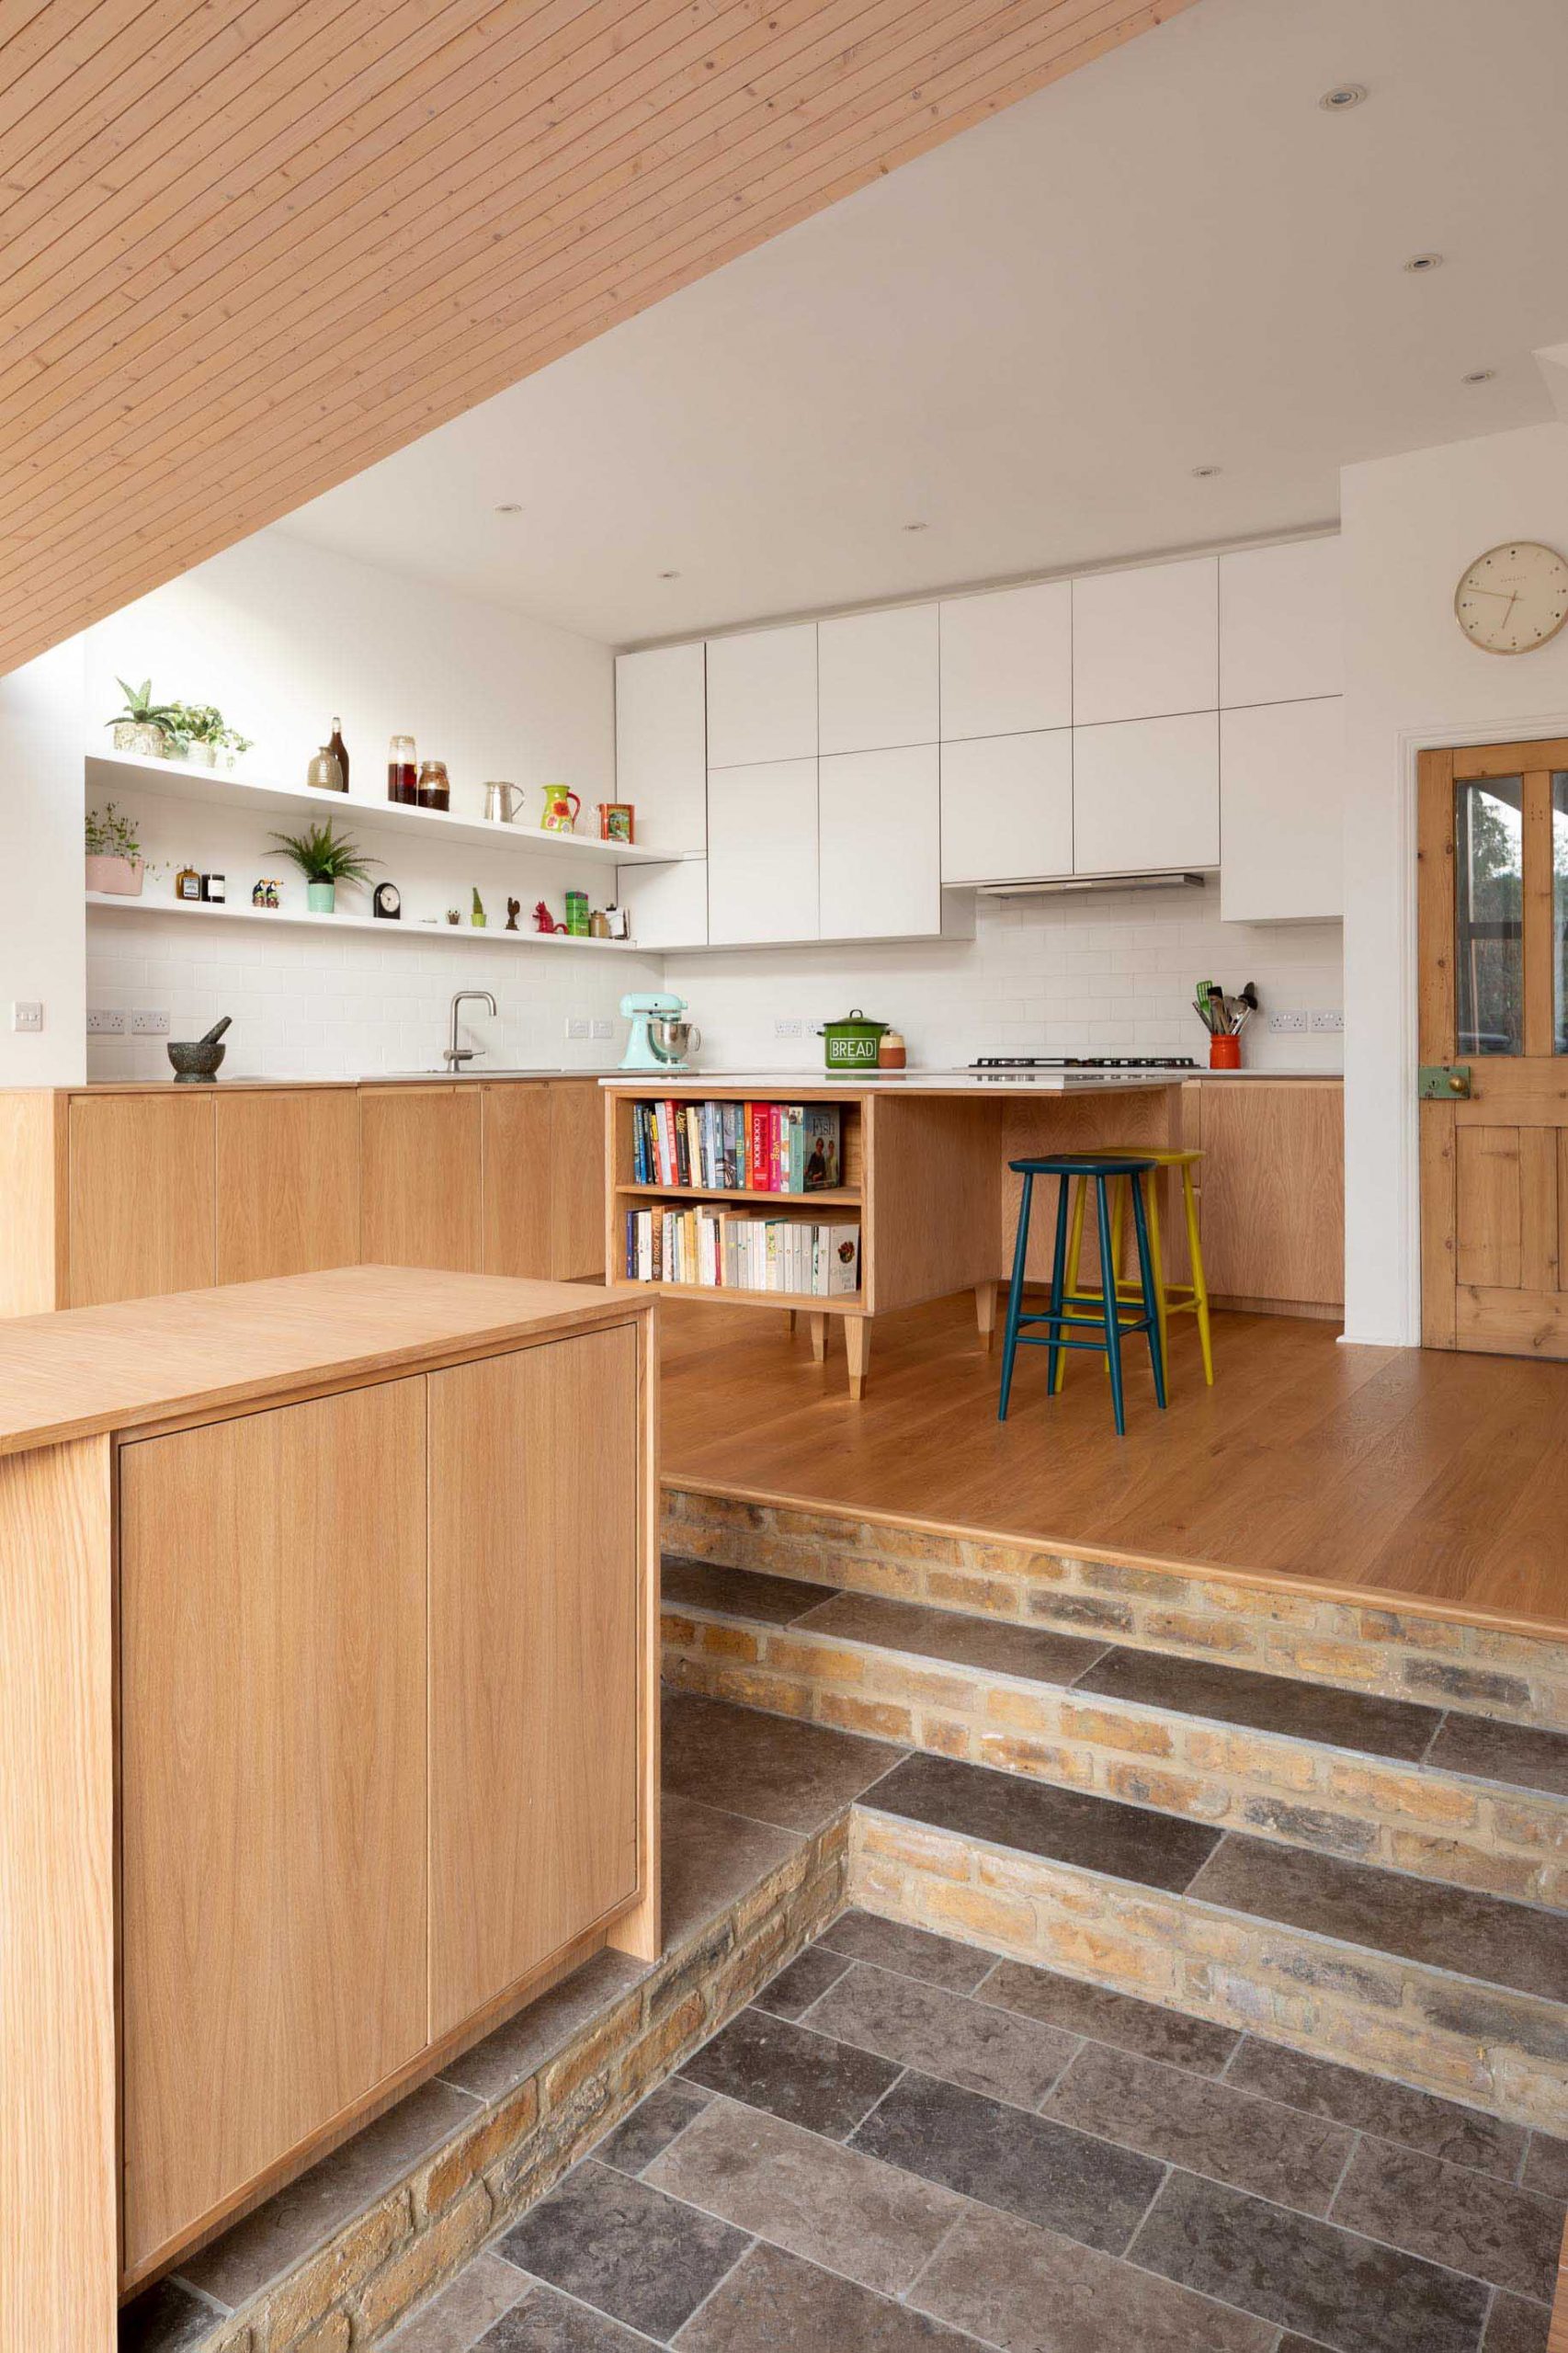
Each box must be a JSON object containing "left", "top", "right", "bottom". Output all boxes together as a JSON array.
[{"left": 1055, "top": 1147, "right": 1214, "bottom": 1390}]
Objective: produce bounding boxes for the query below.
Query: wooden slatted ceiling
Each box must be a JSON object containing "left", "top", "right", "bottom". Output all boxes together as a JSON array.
[{"left": 0, "top": 0, "right": 1194, "bottom": 676}]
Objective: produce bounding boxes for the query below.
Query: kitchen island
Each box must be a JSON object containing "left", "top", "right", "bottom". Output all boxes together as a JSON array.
[{"left": 1, "top": 1265, "right": 658, "bottom": 2349}]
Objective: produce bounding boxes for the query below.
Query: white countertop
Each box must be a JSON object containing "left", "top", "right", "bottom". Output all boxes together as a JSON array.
[{"left": 599, "top": 1066, "right": 1341, "bottom": 1092}]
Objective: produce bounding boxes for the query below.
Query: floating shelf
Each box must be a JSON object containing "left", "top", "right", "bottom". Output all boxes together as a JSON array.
[
  {"left": 85, "top": 891, "right": 642, "bottom": 951},
  {"left": 85, "top": 749, "right": 676, "bottom": 866},
  {"left": 614, "top": 1181, "right": 861, "bottom": 1208}
]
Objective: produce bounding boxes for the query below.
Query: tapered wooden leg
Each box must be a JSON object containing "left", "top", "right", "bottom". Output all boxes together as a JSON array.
[
  {"left": 974, "top": 1280, "right": 998, "bottom": 1353},
  {"left": 845, "top": 1316, "right": 870, "bottom": 1401},
  {"left": 809, "top": 1312, "right": 828, "bottom": 1362}
]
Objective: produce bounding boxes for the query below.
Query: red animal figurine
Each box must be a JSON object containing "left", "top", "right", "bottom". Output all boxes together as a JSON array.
[{"left": 532, "top": 899, "right": 564, "bottom": 934}]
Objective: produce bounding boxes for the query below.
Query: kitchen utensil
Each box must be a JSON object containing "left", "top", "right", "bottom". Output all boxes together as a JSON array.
[
  {"left": 484, "top": 781, "right": 524, "bottom": 824},
  {"left": 1209, "top": 1036, "right": 1242, "bottom": 1069},
  {"left": 199, "top": 1016, "right": 233, "bottom": 1045},
  {"left": 540, "top": 784, "right": 580, "bottom": 834},
  {"left": 167, "top": 1034, "right": 227, "bottom": 1082},
  {"left": 819, "top": 1009, "right": 890, "bottom": 1073},
  {"left": 619, "top": 992, "right": 699, "bottom": 1070}
]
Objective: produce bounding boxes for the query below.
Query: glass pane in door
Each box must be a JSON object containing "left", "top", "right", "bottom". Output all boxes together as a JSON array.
[
  {"left": 1454, "top": 774, "right": 1524, "bottom": 1054},
  {"left": 1555, "top": 774, "right": 1568, "bottom": 1053}
]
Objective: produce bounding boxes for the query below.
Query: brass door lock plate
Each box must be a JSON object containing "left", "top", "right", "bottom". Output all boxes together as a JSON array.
[{"left": 1418, "top": 1063, "right": 1472, "bottom": 1099}]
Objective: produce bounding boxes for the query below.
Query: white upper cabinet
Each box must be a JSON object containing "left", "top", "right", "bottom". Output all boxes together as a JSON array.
[
  {"left": 706, "top": 758, "right": 818, "bottom": 945},
  {"left": 819, "top": 746, "right": 940, "bottom": 939},
  {"left": 705, "top": 624, "right": 817, "bottom": 767},
  {"left": 1073, "top": 712, "right": 1219, "bottom": 875},
  {"left": 615, "top": 856, "right": 709, "bottom": 950},
  {"left": 1220, "top": 537, "right": 1342, "bottom": 708},
  {"left": 614, "top": 643, "right": 707, "bottom": 853},
  {"left": 1220, "top": 697, "right": 1343, "bottom": 923},
  {"left": 1072, "top": 557, "right": 1218, "bottom": 725},
  {"left": 940, "top": 732, "right": 1072, "bottom": 885},
  {"left": 817, "top": 604, "right": 937, "bottom": 754},
  {"left": 939, "top": 581, "right": 1072, "bottom": 741}
]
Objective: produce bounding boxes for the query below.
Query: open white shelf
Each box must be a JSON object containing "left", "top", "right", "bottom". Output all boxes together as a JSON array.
[
  {"left": 85, "top": 891, "right": 643, "bottom": 951},
  {"left": 86, "top": 749, "right": 675, "bottom": 867}
]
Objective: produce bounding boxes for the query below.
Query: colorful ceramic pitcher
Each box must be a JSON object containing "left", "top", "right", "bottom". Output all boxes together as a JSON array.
[{"left": 540, "top": 784, "right": 580, "bottom": 834}]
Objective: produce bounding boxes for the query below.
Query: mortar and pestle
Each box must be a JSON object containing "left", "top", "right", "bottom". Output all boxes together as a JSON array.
[{"left": 167, "top": 1015, "right": 232, "bottom": 1083}]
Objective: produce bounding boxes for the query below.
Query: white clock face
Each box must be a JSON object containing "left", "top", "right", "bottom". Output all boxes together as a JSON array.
[{"left": 1454, "top": 541, "right": 1568, "bottom": 654}]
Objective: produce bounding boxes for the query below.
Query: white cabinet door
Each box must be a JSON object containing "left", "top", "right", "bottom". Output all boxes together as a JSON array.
[
  {"left": 705, "top": 624, "right": 817, "bottom": 767},
  {"left": 614, "top": 644, "right": 707, "bottom": 852},
  {"left": 1220, "top": 697, "right": 1343, "bottom": 922},
  {"left": 819, "top": 746, "right": 940, "bottom": 939},
  {"left": 707, "top": 759, "right": 818, "bottom": 944},
  {"left": 1072, "top": 557, "right": 1218, "bottom": 725},
  {"left": 939, "top": 581, "right": 1072, "bottom": 740},
  {"left": 1220, "top": 538, "right": 1342, "bottom": 707},
  {"left": 1073, "top": 712, "right": 1219, "bottom": 874},
  {"left": 817, "top": 604, "right": 937, "bottom": 754},
  {"left": 615, "top": 856, "right": 709, "bottom": 949},
  {"left": 940, "top": 732, "right": 1072, "bottom": 884}
]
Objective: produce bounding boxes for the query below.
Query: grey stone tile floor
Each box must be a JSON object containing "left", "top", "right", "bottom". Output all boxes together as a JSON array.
[{"left": 385, "top": 1909, "right": 1567, "bottom": 2353}]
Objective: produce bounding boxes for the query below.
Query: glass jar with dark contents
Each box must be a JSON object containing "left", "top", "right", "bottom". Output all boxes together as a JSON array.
[
  {"left": 387, "top": 733, "right": 417, "bottom": 805},
  {"left": 417, "top": 758, "right": 450, "bottom": 812}
]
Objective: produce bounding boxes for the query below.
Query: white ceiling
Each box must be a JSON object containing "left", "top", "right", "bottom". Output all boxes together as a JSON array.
[{"left": 279, "top": 0, "right": 1568, "bottom": 649}]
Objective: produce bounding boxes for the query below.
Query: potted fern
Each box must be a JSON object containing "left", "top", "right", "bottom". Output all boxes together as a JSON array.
[
  {"left": 269, "top": 819, "right": 377, "bottom": 914},
  {"left": 85, "top": 802, "right": 146, "bottom": 896},
  {"left": 106, "top": 677, "right": 182, "bottom": 758}
]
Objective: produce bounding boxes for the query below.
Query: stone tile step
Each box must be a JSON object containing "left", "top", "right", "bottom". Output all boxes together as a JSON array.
[
  {"left": 849, "top": 1749, "right": 1568, "bottom": 2137},
  {"left": 663, "top": 1556, "right": 1568, "bottom": 1909}
]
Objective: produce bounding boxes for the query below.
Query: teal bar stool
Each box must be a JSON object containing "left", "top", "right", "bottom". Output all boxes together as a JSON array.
[{"left": 998, "top": 1154, "right": 1166, "bottom": 1438}]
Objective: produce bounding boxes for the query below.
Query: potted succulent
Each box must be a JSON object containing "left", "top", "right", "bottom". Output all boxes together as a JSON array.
[
  {"left": 85, "top": 801, "right": 147, "bottom": 896},
  {"left": 269, "top": 818, "right": 377, "bottom": 915},
  {"left": 165, "top": 702, "right": 254, "bottom": 769},
  {"left": 106, "top": 677, "right": 183, "bottom": 758}
]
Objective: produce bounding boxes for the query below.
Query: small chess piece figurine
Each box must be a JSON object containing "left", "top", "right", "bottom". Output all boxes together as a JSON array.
[{"left": 506, "top": 896, "right": 521, "bottom": 932}]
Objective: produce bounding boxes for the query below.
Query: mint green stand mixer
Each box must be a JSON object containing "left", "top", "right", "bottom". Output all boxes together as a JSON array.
[{"left": 619, "top": 992, "right": 701, "bottom": 1071}]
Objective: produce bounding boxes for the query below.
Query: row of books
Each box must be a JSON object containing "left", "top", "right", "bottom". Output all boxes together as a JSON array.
[
  {"left": 622, "top": 1207, "right": 860, "bottom": 1295},
  {"left": 631, "top": 1098, "right": 844, "bottom": 1193}
]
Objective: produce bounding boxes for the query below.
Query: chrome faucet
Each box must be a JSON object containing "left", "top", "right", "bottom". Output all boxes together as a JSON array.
[{"left": 444, "top": 989, "right": 497, "bottom": 1071}]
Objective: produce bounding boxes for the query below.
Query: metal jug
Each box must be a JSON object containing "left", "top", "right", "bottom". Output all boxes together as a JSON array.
[{"left": 483, "top": 781, "right": 524, "bottom": 824}]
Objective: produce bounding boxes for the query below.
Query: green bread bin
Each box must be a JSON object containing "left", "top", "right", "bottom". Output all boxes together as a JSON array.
[{"left": 819, "top": 1008, "right": 889, "bottom": 1072}]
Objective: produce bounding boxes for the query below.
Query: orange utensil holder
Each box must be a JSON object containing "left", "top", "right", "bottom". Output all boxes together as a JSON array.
[{"left": 1209, "top": 1035, "right": 1242, "bottom": 1070}]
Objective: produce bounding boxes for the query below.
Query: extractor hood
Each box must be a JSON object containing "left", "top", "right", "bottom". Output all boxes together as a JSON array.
[{"left": 975, "top": 872, "right": 1209, "bottom": 898}]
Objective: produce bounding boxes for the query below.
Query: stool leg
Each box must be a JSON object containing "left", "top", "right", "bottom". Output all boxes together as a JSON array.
[
  {"left": 1054, "top": 1176, "right": 1087, "bottom": 1394},
  {"left": 1130, "top": 1172, "right": 1166, "bottom": 1411},
  {"left": 1045, "top": 1176, "right": 1072, "bottom": 1398},
  {"left": 998, "top": 1171, "right": 1034, "bottom": 1422},
  {"left": 1093, "top": 1175, "right": 1127, "bottom": 1437},
  {"left": 1184, "top": 1165, "right": 1214, "bottom": 1386},
  {"left": 1145, "top": 1179, "right": 1171, "bottom": 1389}
]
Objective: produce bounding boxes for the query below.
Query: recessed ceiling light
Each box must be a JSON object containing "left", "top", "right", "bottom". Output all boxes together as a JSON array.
[
  {"left": 1190, "top": 465, "right": 1221, "bottom": 479},
  {"left": 1319, "top": 83, "right": 1367, "bottom": 110},
  {"left": 1461, "top": 369, "right": 1496, "bottom": 384},
  {"left": 494, "top": 502, "right": 522, "bottom": 514},
  {"left": 658, "top": 569, "right": 680, "bottom": 580},
  {"left": 1404, "top": 253, "right": 1443, "bottom": 273},
  {"left": 903, "top": 521, "right": 929, "bottom": 533}
]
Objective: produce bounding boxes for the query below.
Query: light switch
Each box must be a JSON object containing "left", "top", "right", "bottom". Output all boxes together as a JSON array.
[{"left": 11, "top": 1001, "right": 42, "bottom": 1033}]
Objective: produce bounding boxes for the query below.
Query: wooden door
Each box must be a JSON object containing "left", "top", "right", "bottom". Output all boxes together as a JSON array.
[
  {"left": 427, "top": 1327, "right": 642, "bottom": 2039},
  {"left": 548, "top": 1081, "right": 608, "bottom": 1279},
  {"left": 216, "top": 1089, "right": 361, "bottom": 1284},
  {"left": 68, "top": 1093, "right": 215, "bottom": 1307},
  {"left": 1419, "top": 738, "right": 1568, "bottom": 1355},
  {"left": 119, "top": 1381, "right": 427, "bottom": 2276},
  {"left": 482, "top": 1082, "right": 604, "bottom": 1281},
  {"left": 360, "top": 1085, "right": 483, "bottom": 1272}
]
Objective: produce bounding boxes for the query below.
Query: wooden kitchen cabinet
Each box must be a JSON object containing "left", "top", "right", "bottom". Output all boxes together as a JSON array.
[
  {"left": 360, "top": 1085, "right": 483, "bottom": 1272},
  {"left": 119, "top": 1378, "right": 429, "bottom": 2275},
  {"left": 482, "top": 1078, "right": 603, "bottom": 1280},
  {"left": 67, "top": 1091, "right": 215, "bottom": 1306},
  {"left": 216, "top": 1087, "right": 361, "bottom": 1284},
  {"left": 428, "top": 1326, "right": 641, "bottom": 2035},
  {"left": 1194, "top": 1080, "right": 1345, "bottom": 1311}
]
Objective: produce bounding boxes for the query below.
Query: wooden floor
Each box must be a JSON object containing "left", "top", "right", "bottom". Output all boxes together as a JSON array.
[{"left": 659, "top": 1293, "right": 1568, "bottom": 1631}]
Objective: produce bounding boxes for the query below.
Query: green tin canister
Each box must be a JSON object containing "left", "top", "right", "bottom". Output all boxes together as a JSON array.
[{"left": 818, "top": 1008, "right": 889, "bottom": 1072}]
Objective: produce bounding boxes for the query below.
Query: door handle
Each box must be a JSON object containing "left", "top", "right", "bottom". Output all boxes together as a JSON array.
[{"left": 1417, "top": 1063, "right": 1472, "bottom": 1100}]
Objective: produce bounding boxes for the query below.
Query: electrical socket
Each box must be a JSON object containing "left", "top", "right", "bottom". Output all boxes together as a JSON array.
[
  {"left": 1310, "top": 1009, "right": 1345, "bottom": 1034},
  {"left": 774, "top": 1017, "right": 805, "bottom": 1040},
  {"left": 564, "top": 1016, "right": 591, "bottom": 1040},
  {"left": 590, "top": 1017, "right": 613, "bottom": 1040},
  {"left": 87, "top": 1008, "right": 126, "bottom": 1034},
  {"left": 131, "top": 1009, "right": 169, "bottom": 1034},
  {"left": 1267, "top": 1009, "right": 1309, "bottom": 1035},
  {"left": 10, "top": 1001, "right": 42, "bottom": 1033}
]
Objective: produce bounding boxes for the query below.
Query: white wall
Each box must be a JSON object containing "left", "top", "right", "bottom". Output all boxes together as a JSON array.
[
  {"left": 665, "top": 880, "right": 1342, "bottom": 1073},
  {"left": 1340, "top": 418, "right": 1568, "bottom": 1345},
  {"left": 82, "top": 532, "right": 661, "bottom": 1078},
  {"left": 0, "top": 642, "right": 87, "bottom": 1085}
]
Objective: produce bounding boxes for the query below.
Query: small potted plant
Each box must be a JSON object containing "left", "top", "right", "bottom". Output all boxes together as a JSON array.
[
  {"left": 269, "top": 818, "right": 377, "bottom": 914},
  {"left": 85, "top": 802, "right": 146, "bottom": 896},
  {"left": 165, "top": 701, "right": 254, "bottom": 769},
  {"left": 106, "top": 677, "right": 183, "bottom": 758}
]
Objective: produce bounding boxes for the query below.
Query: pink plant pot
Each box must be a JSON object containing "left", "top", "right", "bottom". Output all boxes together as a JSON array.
[{"left": 85, "top": 854, "right": 143, "bottom": 896}]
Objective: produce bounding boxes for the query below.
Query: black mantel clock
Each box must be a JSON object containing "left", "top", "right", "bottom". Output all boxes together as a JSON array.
[{"left": 372, "top": 881, "right": 402, "bottom": 920}]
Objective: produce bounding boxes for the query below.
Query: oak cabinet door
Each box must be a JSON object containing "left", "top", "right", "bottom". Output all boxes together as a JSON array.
[
  {"left": 119, "top": 1381, "right": 428, "bottom": 2275},
  {"left": 1197, "top": 1082, "right": 1344, "bottom": 1307},
  {"left": 546, "top": 1080, "right": 607, "bottom": 1279},
  {"left": 360, "top": 1086, "right": 483, "bottom": 1271},
  {"left": 482, "top": 1083, "right": 605, "bottom": 1282},
  {"left": 68, "top": 1093, "right": 215, "bottom": 1307},
  {"left": 216, "top": 1089, "right": 361, "bottom": 1284},
  {"left": 428, "top": 1328, "right": 642, "bottom": 2038}
]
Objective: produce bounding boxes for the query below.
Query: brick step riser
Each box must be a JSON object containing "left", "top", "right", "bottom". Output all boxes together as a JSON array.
[
  {"left": 661, "top": 1609, "right": 1568, "bottom": 1910},
  {"left": 665, "top": 1487, "right": 1568, "bottom": 1733},
  {"left": 847, "top": 1807, "right": 1568, "bottom": 2139}
]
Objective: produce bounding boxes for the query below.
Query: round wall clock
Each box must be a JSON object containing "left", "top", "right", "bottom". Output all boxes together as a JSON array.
[{"left": 1454, "top": 541, "right": 1568, "bottom": 654}]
